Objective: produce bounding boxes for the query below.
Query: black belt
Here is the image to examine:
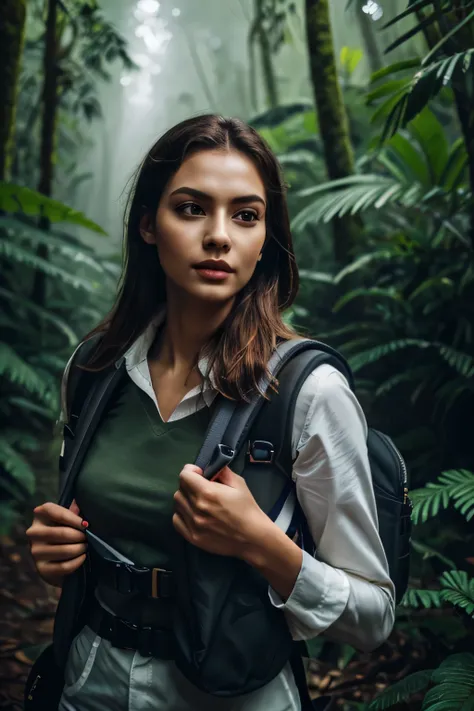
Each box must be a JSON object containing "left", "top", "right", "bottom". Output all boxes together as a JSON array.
[
  {"left": 90, "top": 554, "right": 175, "bottom": 599},
  {"left": 87, "top": 599, "right": 175, "bottom": 660}
]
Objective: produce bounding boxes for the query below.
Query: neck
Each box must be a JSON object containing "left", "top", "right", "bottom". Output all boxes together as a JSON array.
[{"left": 151, "top": 292, "right": 234, "bottom": 374}]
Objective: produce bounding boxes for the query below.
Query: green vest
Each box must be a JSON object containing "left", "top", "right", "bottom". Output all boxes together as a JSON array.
[
  {"left": 75, "top": 375, "right": 287, "bottom": 627},
  {"left": 75, "top": 376, "right": 245, "bottom": 626}
]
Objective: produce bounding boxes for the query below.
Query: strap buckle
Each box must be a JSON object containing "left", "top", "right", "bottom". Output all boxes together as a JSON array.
[
  {"left": 248, "top": 440, "right": 274, "bottom": 464},
  {"left": 151, "top": 567, "right": 166, "bottom": 598}
]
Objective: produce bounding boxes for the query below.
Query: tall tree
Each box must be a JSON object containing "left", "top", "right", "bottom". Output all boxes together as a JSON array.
[
  {"left": 32, "top": 0, "right": 59, "bottom": 308},
  {"left": 0, "top": 0, "right": 27, "bottom": 181},
  {"left": 305, "top": 0, "right": 360, "bottom": 263},
  {"left": 249, "top": 0, "right": 280, "bottom": 111}
]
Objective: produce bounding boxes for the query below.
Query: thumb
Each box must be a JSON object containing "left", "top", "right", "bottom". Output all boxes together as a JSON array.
[
  {"left": 69, "top": 499, "right": 80, "bottom": 516},
  {"left": 215, "top": 466, "right": 240, "bottom": 487}
]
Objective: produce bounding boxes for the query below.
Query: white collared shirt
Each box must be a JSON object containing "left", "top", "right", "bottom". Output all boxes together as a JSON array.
[{"left": 121, "top": 312, "right": 395, "bottom": 651}]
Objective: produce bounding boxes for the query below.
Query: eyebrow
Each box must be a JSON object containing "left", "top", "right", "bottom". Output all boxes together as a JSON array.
[{"left": 169, "top": 186, "right": 266, "bottom": 207}]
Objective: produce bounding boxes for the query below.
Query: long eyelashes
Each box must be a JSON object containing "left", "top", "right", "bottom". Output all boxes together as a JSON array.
[{"left": 176, "top": 202, "right": 260, "bottom": 223}]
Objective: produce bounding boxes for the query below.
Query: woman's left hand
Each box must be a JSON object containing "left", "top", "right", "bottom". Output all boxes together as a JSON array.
[{"left": 173, "top": 464, "right": 270, "bottom": 558}]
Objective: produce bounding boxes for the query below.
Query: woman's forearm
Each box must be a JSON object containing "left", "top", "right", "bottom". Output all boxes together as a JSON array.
[{"left": 240, "top": 517, "right": 303, "bottom": 601}]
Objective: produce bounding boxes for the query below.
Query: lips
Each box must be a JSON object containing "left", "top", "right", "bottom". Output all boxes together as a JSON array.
[{"left": 193, "top": 260, "right": 235, "bottom": 273}]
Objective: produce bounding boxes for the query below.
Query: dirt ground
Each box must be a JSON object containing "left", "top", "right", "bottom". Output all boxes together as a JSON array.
[{"left": 0, "top": 526, "right": 426, "bottom": 711}]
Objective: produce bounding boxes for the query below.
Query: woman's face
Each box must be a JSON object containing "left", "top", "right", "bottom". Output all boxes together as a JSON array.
[{"left": 140, "top": 148, "right": 267, "bottom": 306}]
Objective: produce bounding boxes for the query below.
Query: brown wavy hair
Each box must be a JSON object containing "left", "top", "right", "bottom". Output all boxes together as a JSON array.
[{"left": 82, "top": 113, "right": 301, "bottom": 400}]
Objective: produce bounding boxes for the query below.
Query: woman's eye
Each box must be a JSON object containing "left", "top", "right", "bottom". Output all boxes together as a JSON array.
[
  {"left": 236, "top": 210, "right": 258, "bottom": 223},
  {"left": 178, "top": 203, "right": 204, "bottom": 216}
]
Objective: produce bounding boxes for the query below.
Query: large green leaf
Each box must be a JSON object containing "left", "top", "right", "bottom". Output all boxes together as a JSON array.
[
  {"left": 408, "top": 110, "right": 449, "bottom": 185},
  {"left": 0, "top": 182, "right": 107, "bottom": 234}
]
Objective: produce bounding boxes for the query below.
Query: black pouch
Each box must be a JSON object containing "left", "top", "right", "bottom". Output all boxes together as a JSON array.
[{"left": 173, "top": 541, "right": 293, "bottom": 696}]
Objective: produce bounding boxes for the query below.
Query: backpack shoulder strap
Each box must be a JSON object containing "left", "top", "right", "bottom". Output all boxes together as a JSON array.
[
  {"left": 60, "top": 332, "right": 105, "bottom": 430},
  {"left": 249, "top": 340, "right": 354, "bottom": 479}
]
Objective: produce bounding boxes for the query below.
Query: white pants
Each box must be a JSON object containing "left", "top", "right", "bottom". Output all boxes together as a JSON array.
[{"left": 58, "top": 625, "right": 301, "bottom": 711}]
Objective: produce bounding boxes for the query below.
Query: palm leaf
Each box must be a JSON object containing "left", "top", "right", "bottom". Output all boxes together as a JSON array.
[
  {"left": 0, "top": 182, "right": 107, "bottom": 234},
  {"left": 423, "top": 9, "right": 474, "bottom": 65},
  {"left": 370, "top": 58, "right": 422, "bottom": 84},
  {"left": 380, "top": 50, "right": 474, "bottom": 141}
]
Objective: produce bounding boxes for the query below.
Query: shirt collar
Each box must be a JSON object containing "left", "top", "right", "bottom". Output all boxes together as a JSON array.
[{"left": 123, "top": 308, "right": 216, "bottom": 388}]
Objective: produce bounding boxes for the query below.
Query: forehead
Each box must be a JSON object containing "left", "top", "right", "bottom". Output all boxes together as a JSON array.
[{"left": 165, "top": 149, "right": 265, "bottom": 197}]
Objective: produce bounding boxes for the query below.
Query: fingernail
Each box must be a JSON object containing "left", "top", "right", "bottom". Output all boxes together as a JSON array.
[{"left": 81, "top": 520, "right": 89, "bottom": 529}]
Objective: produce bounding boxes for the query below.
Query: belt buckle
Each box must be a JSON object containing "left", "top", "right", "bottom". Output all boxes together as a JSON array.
[{"left": 151, "top": 567, "right": 166, "bottom": 598}]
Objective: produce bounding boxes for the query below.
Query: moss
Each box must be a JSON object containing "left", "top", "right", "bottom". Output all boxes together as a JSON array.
[{"left": 0, "top": 0, "right": 27, "bottom": 181}]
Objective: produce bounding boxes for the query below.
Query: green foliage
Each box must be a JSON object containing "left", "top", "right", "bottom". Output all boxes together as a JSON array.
[
  {"left": 291, "top": 109, "right": 469, "bottom": 235},
  {"left": 0, "top": 182, "right": 107, "bottom": 233},
  {"left": 369, "top": 669, "right": 434, "bottom": 709},
  {"left": 14, "top": 0, "right": 134, "bottom": 191},
  {"left": 411, "top": 469, "right": 474, "bottom": 524},
  {"left": 370, "top": 654, "right": 474, "bottom": 710},
  {"left": 0, "top": 187, "right": 118, "bottom": 529},
  {"left": 372, "top": 2, "right": 474, "bottom": 142}
]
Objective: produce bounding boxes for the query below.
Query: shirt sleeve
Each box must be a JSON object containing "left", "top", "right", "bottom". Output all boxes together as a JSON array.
[{"left": 268, "top": 363, "right": 395, "bottom": 652}]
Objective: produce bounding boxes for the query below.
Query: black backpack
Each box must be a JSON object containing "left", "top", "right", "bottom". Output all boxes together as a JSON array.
[
  {"left": 172, "top": 338, "right": 411, "bottom": 699},
  {"left": 25, "top": 336, "right": 411, "bottom": 710}
]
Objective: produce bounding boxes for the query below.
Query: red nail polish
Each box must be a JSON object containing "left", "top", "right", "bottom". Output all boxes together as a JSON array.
[{"left": 81, "top": 520, "right": 89, "bottom": 529}]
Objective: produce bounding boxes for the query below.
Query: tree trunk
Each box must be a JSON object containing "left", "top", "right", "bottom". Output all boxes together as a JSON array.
[
  {"left": 305, "top": 0, "right": 360, "bottom": 264},
  {"left": 355, "top": 0, "right": 384, "bottom": 75},
  {"left": 0, "top": 0, "right": 27, "bottom": 181},
  {"left": 255, "top": 0, "right": 279, "bottom": 110},
  {"left": 32, "top": 0, "right": 59, "bottom": 308}
]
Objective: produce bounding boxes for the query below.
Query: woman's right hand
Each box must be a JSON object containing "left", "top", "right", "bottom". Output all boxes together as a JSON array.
[{"left": 26, "top": 500, "right": 87, "bottom": 588}]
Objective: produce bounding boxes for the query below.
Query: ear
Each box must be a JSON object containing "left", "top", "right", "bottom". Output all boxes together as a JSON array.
[{"left": 139, "top": 213, "right": 156, "bottom": 245}]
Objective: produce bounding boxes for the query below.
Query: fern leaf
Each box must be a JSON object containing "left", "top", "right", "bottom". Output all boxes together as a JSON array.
[
  {"left": 440, "top": 571, "right": 474, "bottom": 617},
  {"left": 439, "top": 470, "right": 474, "bottom": 522},
  {"left": 0, "top": 239, "right": 99, "bottom": 292},
  {"left": 400, "top": 588, "right": 442, "bottom": 609},
  {"left": 333, "top": 287, "right": 402, "bottom": 312},
  {"left": 0, "top": 343, "right": 49, "bottom": 399},
  {"left": 410, "top": 483, "right": 451, "bottom": 525},
  {"left": 349, "top": 339, "right": 431, "bottom": 373},
  {"left": 435, "top": 345, "right": 474, "bottom": 378},
  {"left": 0, "top": 216, "right": 106, "bottom": 274},
  {"left": 369, "top": 670, "right": 433, "bottom": 709},
  {"left": 0, "top": 287, "right": 78, "bottom": 345},
  {"left": 0, "top": 438, "right": 36, "bottom": 497},
  {"left": 375, "top": 367, "right": 430, "bottom": 398}
]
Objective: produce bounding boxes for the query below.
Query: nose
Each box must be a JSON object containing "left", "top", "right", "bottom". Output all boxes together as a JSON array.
[{"left": 202, "top": 219, "right": 231, "bottom": 253}]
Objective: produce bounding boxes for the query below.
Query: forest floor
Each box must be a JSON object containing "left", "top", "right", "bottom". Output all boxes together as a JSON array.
[{"left": 0, "top": 525, "right": 426, "bottom": 711}]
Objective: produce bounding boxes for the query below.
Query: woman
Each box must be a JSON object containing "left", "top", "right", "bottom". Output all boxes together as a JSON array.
[{"left": 27, "top": 114, "right": 395, "bottom": 711}]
